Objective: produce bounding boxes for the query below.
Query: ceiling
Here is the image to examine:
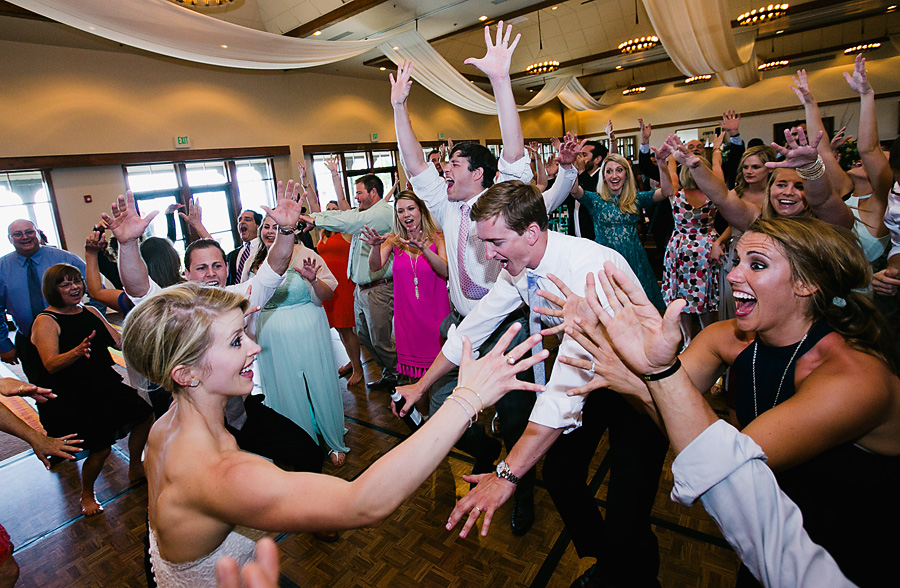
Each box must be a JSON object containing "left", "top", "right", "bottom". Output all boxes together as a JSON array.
[{"left": 2, "top": 0, "right": 899, "bottom": 100}]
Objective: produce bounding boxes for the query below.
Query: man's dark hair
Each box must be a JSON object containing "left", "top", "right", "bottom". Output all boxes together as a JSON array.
[
  {"left": 428, "top": 149, "right": 441, "bottom": 160},
  {"left": 355, "top": 174, "right": 384, "bottom": 198},
  {"left": 470, "top": 180, "right": 548, "bottom": 234},
  {"left": 584, "top": 140, "right": 608, "bottom": 162},
  {"left": 450, "top": 142, "right": 498, "bottom": 189},
  {"left": 242, "top": 210, "right": 262, "bottom": 226},
  {"left": 184, "top": 238, "right": 226, "bottom": 271}
]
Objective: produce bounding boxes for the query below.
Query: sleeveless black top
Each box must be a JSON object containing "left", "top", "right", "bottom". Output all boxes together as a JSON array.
[{"left": 733, "top": 321, "right": 900, "bottom": 586}]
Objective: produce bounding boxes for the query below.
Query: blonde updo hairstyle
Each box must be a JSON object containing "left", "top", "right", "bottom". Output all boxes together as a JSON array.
[{"left": 122, "top": 282, "right": 248, "bottom": 393}]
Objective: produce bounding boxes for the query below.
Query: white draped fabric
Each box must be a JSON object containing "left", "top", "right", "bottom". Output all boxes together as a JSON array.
[
  {"left": 378, "top": 30, "right": 569, "bottom": 115},
  {"left": 717, "top": 42, "right": 761, "bottom": 89},
  {"left": 6, "top": 0, "right": 391, "bottom": 69},
  {"left": 642, "top": 0, "right": 755, "bottom": 77},
  {"left": 557, "top": 77, "right": 622, "bottom": 111}
]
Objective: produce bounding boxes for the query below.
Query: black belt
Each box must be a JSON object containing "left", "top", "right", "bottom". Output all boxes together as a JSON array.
[{"left": 359, "top": 278, "right": 392, "bottom": 291}]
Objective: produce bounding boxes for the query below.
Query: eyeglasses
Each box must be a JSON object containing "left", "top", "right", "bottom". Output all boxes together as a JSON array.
[
  {"left": 9, "top": 229, "right": 36, "bottom": 239},
  {"left": 58, "top": 278, "right": 84, "bottom": 287}
]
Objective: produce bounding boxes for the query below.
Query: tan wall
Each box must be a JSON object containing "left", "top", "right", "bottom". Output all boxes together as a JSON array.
[{"left": 2, "top": 34, "right": 899, "bottom": 253}]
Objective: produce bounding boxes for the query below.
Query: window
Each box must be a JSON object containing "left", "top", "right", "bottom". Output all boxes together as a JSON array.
[
  {"left": 307, "top": 148, "right": 399, "bottom": 207},
  {"left": 0, "top": 171, "right": 62, "bottom": 256},
  {"left": 124, "top": 158, "right": 275, "bottom": 256}
]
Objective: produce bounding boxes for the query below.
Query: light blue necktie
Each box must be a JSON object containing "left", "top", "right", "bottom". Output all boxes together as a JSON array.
[{"left": 526, "top": 272, "right": 546, "bottom": 386}]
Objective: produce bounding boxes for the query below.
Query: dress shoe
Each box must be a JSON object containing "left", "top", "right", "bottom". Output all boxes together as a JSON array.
[
  {"left": 570, "top": 564, "right": 606, "bottom": 588},
  {"left": 510, "top": 487, "right": 534, "bottom": 536},
  {"left": 313, "top": 530, "right": 340, "bottom": 543},
  {"left": 366, "top": 377, "right": 397, "bottom": 391}
]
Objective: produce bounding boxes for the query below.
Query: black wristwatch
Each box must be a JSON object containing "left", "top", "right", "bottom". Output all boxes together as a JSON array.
[{"left": 495, "top": 460, "right": 519, "bottom": 485}]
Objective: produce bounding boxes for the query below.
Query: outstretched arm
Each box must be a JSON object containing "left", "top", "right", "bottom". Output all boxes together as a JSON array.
[
  {"left": 260, "top": 181, "right": 305, "bottom": 276},
  {"left": 789, "top": 69, "right": 854, "bottom": 198},
  {"left": 845, "top": 54, "right": 894, "bottom": 206},
  {"left": 102, "top": 190, "right": 156, "bottom": 298},
  {"left": 84, "top": 230, "right": 124, "bottom": 310},
  {"left": 0, "top": 380, "right": 82, "bottom": 469},
  {"left": 667, "top": 135, "right": 759, "bottom": 231},
  {"left": 390, "top": 61, "right": 429, "bottom": 178},
  {"left": 465, "top": 22, "right": 524, "bottom": 164},
  {"left": 324, "top": 154, "right": 351, "bottom": 211},
  {"left": 605, "top": 120, "right": 618, "bottom": 155}
]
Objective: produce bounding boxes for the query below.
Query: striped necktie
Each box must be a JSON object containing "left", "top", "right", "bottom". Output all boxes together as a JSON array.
[
  {"left": 457, "top": 204, "right": 488, "bottom": 299},
  {"left": 235, "top": 242, "right": 252, "bottom": 283}
]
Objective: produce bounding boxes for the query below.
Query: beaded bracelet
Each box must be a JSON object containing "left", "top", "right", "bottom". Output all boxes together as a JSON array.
[
  {"left": 796, "top": 156, "right": 826, "bottom": 181},
  {"left": 447, "top": 396, "right": 474, "bottom": 428},
  {"left": 453, "top": 386, "right": 485, "bottom": 411}
]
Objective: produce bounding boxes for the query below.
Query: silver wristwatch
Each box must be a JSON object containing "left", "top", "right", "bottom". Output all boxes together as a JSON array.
[{"left": 495, "top": 460, "right": 519, "bottom": 485}]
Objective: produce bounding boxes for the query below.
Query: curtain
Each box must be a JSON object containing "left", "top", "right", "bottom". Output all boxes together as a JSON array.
[
  {"left": 6, "top": 0, "right": 392, "bottom": 69},
  {"left": 717, "top": 41, "right": 761, "bottom": 89},
  {"left": 642, "top": 0, "right": 755, "bottom": 77},
  {"left": 377, "top": 30, "right": 569, "bottom": 115},
  {"left": 557, "top": 77, "right": 622, "bottom": 111}
]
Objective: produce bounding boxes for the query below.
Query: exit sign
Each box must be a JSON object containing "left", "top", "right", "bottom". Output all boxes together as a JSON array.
[{"left": 174, "top": 135, "right": 191, "bottom": 149}]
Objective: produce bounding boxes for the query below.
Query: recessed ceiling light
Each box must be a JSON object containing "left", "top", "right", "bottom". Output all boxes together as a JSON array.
[
  {"left": 615, "top": 65, "right": 623, "bottom": 70},
  {"left": 392, "top": 46, "right": 399, "bottom": 50},
  {"left": 479, "top": 15, "right": 488, "bottom": 21},
  {"left": 313, "top": 31, "right": 322, "bottom": 36},
  {"left": 220, "top": 44, "right": 228, "bottom": 49},
  {"left": 775, "top": 29, "right": 784, "bottom": 34},
  {"left": 379, "top": 67, "right": 386, "bottom": 71},
  {"left": 551, "top": 6, "right": 558, "bottom": 10},
  {"left": 889, "top": 4, "right": 897, "bottom": 10}
]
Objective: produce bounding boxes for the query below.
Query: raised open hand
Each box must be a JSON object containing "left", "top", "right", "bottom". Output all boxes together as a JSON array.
[
  {"left": 712, "top": 130, "right": 725, "bottom": 152},
  {"left": 360, "top": 225, "right": 387, "bottom": 246},
  {"left": 593, "top": 262, "right": 684, "bottom": 375},
  {"left": 605, "top": 119, "right": 615, "bottom": 139},
  {"left": 767, "top": 127, "right": 823, "bottom": 169},
  {"left": 84, "top": 229, "right": 107, "bottom": 255},
  {"left": 389, "top": 60, "right": 414, "bottom": 107},
  {"left": 101, "top": 190, "right": 157, "bottom": 245},
  {"left": 532, "top": 272, "right": 599, "bottom": 338},
  {"left": 843, "top": 53, "right": 873, "bottom": 95},
  {"left": 262, "top": 180, "right": 303, "bottom": 229},
  {"left": 720, "top": 110, "right": 740, "bottom": 135},
  {"left": 830, "top": 127, "right": 851, "bottom": 152},
  {"left": 164, "top": 203, "right": 184, "bottom": 216},
  {"left": 788, "top": 69, "right": 815, "bottom": 106},
  {"left": 464, "top": 21, "right": 520, "bottom": 81},
  {"left": 638, "top": 118, "right": 652, "bottom": 144},
  {"left": 297, "top": 257, "right": 319, "bottom": 282},
  {"left": 665, "top": 135, "right": 698, "bottom": 168},
  {"left": 324, "top": 154, "right": 341, "bottom": 173},
  {"left": 556, "top": 132, "right": 587, "bottom": 167}
]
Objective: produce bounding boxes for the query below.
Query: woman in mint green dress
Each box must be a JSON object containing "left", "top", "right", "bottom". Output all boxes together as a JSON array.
[
  {"left": 251, "top": 216, "right": 350, "bottom": 467},
  {"left": 571, "top": 153, "right": 669, "bottom": 311}
]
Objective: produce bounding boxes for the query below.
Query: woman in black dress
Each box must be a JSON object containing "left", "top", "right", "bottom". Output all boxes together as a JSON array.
[{"left": 30, "top": 263, "right": 153, "bottom": 516}]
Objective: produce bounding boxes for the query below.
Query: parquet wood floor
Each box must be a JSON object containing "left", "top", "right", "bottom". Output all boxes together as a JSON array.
[{"left": 1, "top": 335, "right": 740, "bottom": 587}]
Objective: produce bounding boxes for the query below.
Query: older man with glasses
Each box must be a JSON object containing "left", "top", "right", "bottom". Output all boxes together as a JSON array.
[{"left": 1, "top": 220, "right": 101, "bottom": 383}]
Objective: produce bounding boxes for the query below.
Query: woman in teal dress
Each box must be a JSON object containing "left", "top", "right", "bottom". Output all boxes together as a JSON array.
[
  {"left": 571, "top": 153, "right": 670, "bottom": 311},
  {"left": 251, "top": 216, "right": 350, "bottom": 467}
]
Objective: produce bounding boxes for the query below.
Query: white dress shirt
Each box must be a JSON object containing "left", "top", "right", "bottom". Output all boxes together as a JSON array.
[
  {"left": 408, "top": 156, "right": 578, "bottom": 317},
  {"left": 672, "top": 420, "right": 856, "bottom": 588},
  {"left": 441, "top": 230, "right": 642, "bottom": 431},
  {"left": 883, "top": 182, "right": 900, "bottom": 260}
]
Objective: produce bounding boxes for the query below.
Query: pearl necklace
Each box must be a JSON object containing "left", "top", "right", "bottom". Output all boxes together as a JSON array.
[{"left": 751, "top": 328, "right": 810, "bottom": 418}]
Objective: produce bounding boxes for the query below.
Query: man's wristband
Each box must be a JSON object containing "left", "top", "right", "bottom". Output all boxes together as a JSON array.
[{"left": 642, "top": 357, "right": 681, "bottom": 381}]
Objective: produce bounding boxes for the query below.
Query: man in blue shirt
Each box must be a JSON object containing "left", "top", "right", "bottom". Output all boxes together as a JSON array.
[{"left": 0, "top": 219, "right": 95, "bottom": 382}]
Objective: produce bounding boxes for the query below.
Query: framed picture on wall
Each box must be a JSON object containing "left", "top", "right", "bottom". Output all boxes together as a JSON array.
[{"left": 773, "top": 117, "right": 833, "bottom": 146}]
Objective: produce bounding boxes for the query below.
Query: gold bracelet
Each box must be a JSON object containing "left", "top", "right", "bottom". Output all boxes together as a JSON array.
[
  {"left": 453, "top": 394, "right": 478, "bottom": 418},
  {"left": 447, "top": 396, "right": 474, "bottom": 428},
  {"left": 796, "top": 156, "right": 825, "bottom": 181},
  {"left": 453, "top": 386, "right": 484, "bottom": 411}
]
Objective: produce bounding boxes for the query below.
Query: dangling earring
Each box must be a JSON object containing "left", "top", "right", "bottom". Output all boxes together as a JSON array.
[{"left": 189, "top": 379, "right": 200, "bottom": 387}]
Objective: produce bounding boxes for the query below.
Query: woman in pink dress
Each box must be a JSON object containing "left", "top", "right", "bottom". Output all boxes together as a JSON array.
[{"left": 362, "top": 191, "right": 449, "bottom": 379}]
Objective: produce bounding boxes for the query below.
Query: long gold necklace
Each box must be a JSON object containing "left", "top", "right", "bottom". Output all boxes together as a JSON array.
[{"left": 409, "top": 248, "right": 420, "bottom": 299}]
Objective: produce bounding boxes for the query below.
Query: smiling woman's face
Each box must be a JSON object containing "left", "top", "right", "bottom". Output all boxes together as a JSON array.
[{"left": 768, "top": 169, "right": 807, "bottom": 217}]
